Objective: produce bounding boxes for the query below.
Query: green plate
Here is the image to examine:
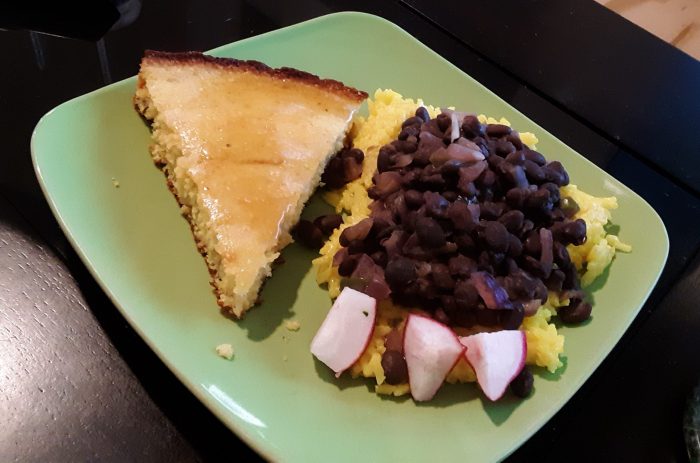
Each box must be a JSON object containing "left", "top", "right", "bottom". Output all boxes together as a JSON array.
[{"left": 32, "top": 12, "right": 668, "bottom": 462}]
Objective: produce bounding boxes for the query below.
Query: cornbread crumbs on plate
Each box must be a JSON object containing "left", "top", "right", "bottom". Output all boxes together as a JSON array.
[
  {"left": 312, "top": 89, "right": 631, "bottom": 397},
  {"left": 285, "top": 320, "right": 301, "bottom": 331},
  {"left": 111, "top": 177, "right": 120, "bottom": 188},
  {"left": 215, "top": 343, "right": 234, "bottom": 360}
]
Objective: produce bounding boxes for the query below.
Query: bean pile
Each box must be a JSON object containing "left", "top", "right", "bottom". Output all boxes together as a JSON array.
[{"left": 332, "top": 108, "right": 592, "bottom": 329}]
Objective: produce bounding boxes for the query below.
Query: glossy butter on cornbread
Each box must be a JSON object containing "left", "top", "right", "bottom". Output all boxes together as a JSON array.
[{"left": 134, "top": 51, "right": 367, "bottom": 317}]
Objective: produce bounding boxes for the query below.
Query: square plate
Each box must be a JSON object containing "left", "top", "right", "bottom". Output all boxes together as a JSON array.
[{"left": 32, "top": 12, "right": 668, "bottom": 462}]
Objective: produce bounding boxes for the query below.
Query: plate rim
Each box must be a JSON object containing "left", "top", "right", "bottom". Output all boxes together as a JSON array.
[{"left": 30, "top": 10, "right": 669, "bottom": 462}]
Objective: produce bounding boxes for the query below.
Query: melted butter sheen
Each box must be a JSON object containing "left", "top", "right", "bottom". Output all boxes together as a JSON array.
[{"left": 147, "top": 63, "right": 358, "bottom": 289}]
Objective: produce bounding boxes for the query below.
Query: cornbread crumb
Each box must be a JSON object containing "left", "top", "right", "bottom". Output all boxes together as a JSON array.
[
  {"left": 285, "top": 320, "right": 301, "bottom": 331},
  {"left": 111, "top": 177, "right": 120, "bottom": 188},
  {"left": 215, "top": 343, "right": 234, "bottom": 360}
]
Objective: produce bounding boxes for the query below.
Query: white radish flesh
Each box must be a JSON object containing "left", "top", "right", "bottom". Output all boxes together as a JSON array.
[
  {"left": 310, "top": 287, "right": 377, "bottom": 377},
  {"left": 459, "top": 331, "right": 527, "bottom": 401},
  {"left": 403, "top": 314, "right": 465, "bottom": 401}
]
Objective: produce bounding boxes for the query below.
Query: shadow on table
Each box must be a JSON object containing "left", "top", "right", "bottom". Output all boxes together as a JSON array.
[{"left": 64, "top": 248, "right": 264, "bottom": 462}]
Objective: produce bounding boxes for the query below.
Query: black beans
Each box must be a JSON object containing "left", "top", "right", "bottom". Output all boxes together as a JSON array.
[
  {"left": 382, "top": 350, "right": 409, "bottom": 385},
  {"left": 481, "top": 221, "right": 510, "bottom": 253},
  {"left": 523, "top": 149, "right": 546, "bottom": 166},
  {"left": 551, "top": 219, "right": 587, "bottom": 245},
  {"left": 541, "top": 182, "right": 560, "bottom": 205},
  {"left": 369, "top": 172, "right": 402, "bottom": 199},
  {"left": 480, "top": 201, "right": 505, "bottom": 220},
  {"left": 293, "top": 220, "right": 324, "bottom": 249},
  {"left": 510, "top": 367, "right": 534, "bottom": 398},
  {"left": 560, "top": 197, "right": 580, "bottom": 217},
  {"left": 345, "top": 148, "right": 364, "bottom": 163},
  {"left": 321, "top": 147, "right": 365, "bottom": 189},
  {"left": 505, "top": 151, "right": 525, "bottom": 165},
  {"left": 475, "top": 308, "right": 501, "bottom": 326},
  {"left": 371, "top": 250, "right": 388, "bottom": 267},
  {"left": 415, "top": 107, "right": 430, "bottom": 122},
  {"left": 495, "top": 140, "right": 516, "bottom": 156},
  {"left": 313, "top": 214, "right": 343, "bottom": 236},
  {"left": 526, "top": 188, "right": 551, "bottom": 210},
  {"left": 476, "top": 168, "right": 497, "bottom": 188},
  {"left": 506, "top": 133, "right": 524, "bottom": 151},
  {"left": 487, "top": 153, "right": 504, "bottom": 169},
  {"left": 498, "top": 210, "right": 524, "bottom": 233},
  {"left": 432, "top": 263, "right": 455, "bottom": 290},
  {"left": 377, "top": 145, "right": 394, "bottom": 173},
  {"left": 506, "top": 187, "right": 529, "bottom": 209},
  {"left": 385, "top": 256, "right": 417, "bottom": 288},
  {"left": 507, "top": 234, "right": 523, "bottom": 257},
  {"left": 546, "top": 161, "right": 569, "bottom": 186},
  {"left": 523, "top": 159, "right": 545, "bottom": 183},
  {"left": 331, "top": 111, "right": 591, "bottom": 341},
  {"left": 500, "top": 303, "right": 524, "bottom": 330},
  {"left": 545, "top": 269, "right": 565, "bottom": 292},
  {"left": 543, "top": 161, "right": 569, "bottom": 186},
  {"left": 559, "top": 299, "right": 592, "bottom": 324},
  {"left": 415, "top": 216, "right": 446, "bottom": 248},
  {"left": 448, "top": 254, "right": 477, "bottom": 277},
  {"left": 395, "top": 135, "right": 419, "bottom": 153},
  {"left": 553, "top": 241, "right": 571, "bottom": 266},
  {"left": 339, "top": 218, "right": 373, "bottom": 246},
  {"left": 404, "top": 189, "right": 424, "bottom": 209},
  {"left": 424, "top": 191, "right": 450, "bottom": 218},
  {"left": 486, "top": 123, "right": 512, "bottom": 138},
  {"left": 523, "top": 231, "right": 541, "bottom": 255},
  {"left": 384, "top": 328, "right": 404, "bottom": 351},
  {"left": 461, "top": 115, "right": 482, "bottom": 138},
  {"left": 454, "top": 279, "right": 479, "bottom": 310},
  {"left": 398, "top": 126, "right": 419, "bottom": 140},
  {"left": 448, "top": 200, "right": 474, "bottom": 231},
  {"left": 338, "top": 254, "right": 358, "bottom": 276},
  {"left": 402, "top": 116, "right": 424, "bottom": 129},
  {"left": 443, "top": 191, "right": 458, "bottom": 202},
  {"left": 436, "top": 113, "right": 451, "bottom": 131}
]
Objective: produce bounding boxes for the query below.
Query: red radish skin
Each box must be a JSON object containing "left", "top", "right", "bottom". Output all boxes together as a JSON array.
[
  {"left": 459, "top": 331, "right": 527, "bottom": 401},
  {"left": 310, "top": 288, "right": 377, "bottom": 378},
  {"left": 403, "top": 314, "right": 465, "bottom": 401}
]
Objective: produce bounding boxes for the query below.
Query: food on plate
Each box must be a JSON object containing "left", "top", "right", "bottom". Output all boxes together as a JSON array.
[
  {"left": 215, "top": 343, "right": 235, "bottom": 360},
  {"left": 403, "top": 314, "right": 464, "bottom": 401},
  {"left": 311, "top": 89, "right": 630, "bottom": 401},
  {"left": 285, "top": 320, "right": 301, "bottom": 332},
  {"left": 134, "top": 51, "right": 367, "bottom": 317},
  {"left": 459, "top": 331, "right": 526, "bottom": 401},
  {"left": 310, "top": 287, "right": 377, "bottom": 377}
]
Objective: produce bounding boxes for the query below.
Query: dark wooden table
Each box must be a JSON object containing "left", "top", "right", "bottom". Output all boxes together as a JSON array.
[{"left": 2, "top": 1, "right": 699, "bottom": 461}]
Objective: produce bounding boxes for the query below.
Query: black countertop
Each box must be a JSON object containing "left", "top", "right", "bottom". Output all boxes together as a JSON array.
[{"left": 2, "top": 1, "right": 699, "bottom": 461}]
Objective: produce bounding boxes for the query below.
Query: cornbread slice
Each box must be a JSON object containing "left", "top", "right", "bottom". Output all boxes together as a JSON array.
[{"left": 134, "top": 51, "right": 367, "bottom": 317}]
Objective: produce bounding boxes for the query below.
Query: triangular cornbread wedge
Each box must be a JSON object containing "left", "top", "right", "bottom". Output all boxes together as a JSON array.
[{"left": 134, "top": 51, "right": 367, "bottom": 317}]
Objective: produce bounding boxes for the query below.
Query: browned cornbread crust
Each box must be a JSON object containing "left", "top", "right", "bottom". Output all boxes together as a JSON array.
[
  {"left": 134, "top": 51, "right": 367, "bottom": 317},
  {"left": 138, "top": 50, "right": 368, "bottom": 102}
]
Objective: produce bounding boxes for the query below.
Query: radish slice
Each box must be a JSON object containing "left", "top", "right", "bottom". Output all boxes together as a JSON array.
[
  {"left": 310, "top": 288, "right": 377, "bottom": 377},
  {"left": 459, "top": 331, "right": 527, "bottom": 401},
  {"left": 404, "top": 314, "right": 465, "bottom": 401}
]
